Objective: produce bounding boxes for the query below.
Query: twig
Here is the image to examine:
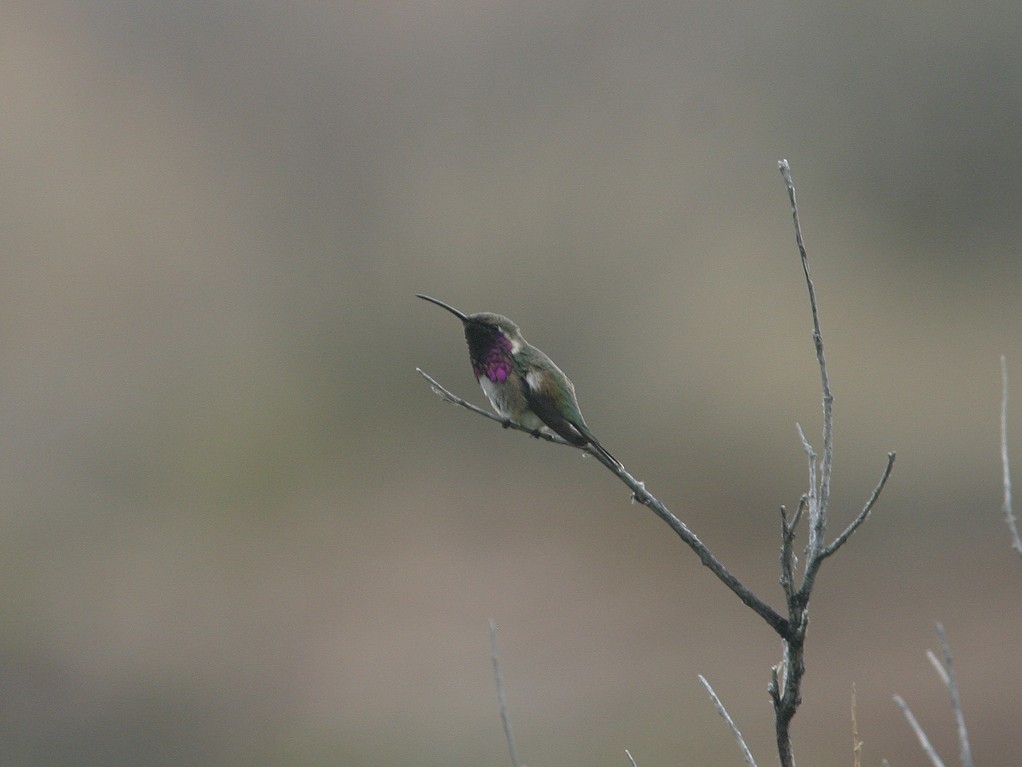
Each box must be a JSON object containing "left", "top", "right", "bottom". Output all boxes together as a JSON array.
[
  {"left": 933, "top": 623, "right": 973, "bottom": 767},
  {"left": 781, "top": 159, "right": 834, "bottom": 560},
  {"left": 798, "top": 452, "right": 895, "bottom": 604},
  {"left": 488, "top": 620, "right": 521, "bottom": 767},
  {"left": 925, "top": 650, "right": 949, "bottom": 686},
  {"left": 1000, "top": 356, "right": 1022, "bottom": 558},
  {"left": 895, "top": 624, "right": 972, "bottom": 767},
  {"left": 816, "top": 452, "right": 896, "bottom": 561},
  {"left": 795, "top": 422, "right": 821, "bottom": 560},
  {"left": 624, "top": 749, "right": 638, "bottom": 767},
  {"left": 418, "top": 372, "right": 792, "bottom": 639},
  {"left": 779, "top": 498, "right": 806, "bottom": 601},
  {"left": 771, "top": 161, "right": 825, "bottom": 767},
  {"left": 851, "top": 683, "right": 862, "bottom": 767},
  {"left": 795, "top": 423, "right": 818, "bottom": 558},
  {"left": 699, "top": 675, "right": 758, "bottom": 767},
  {"left": 417, "top": 368, "right": 569, "bottom": 448},
  {"left": 893, "top": 695, "right": 946, "bottom": 767}
]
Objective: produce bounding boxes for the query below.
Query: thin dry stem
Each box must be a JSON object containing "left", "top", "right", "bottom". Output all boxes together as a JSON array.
[
  {"left": 1001, "top": 356, "right": 1022, "bottom": 557},
  {"left": 795, "top": 422, "right": 822, "bottom": 560},
  {"left": 817, "top": 452, "right": 896, "bottom": 562},
  {"left": 852, "top": 684, "right": 862, "bottom": 767},
  {"left": 488, "top": 620, "right": 521, "bottom": 767},
  {"left": 782, "top": 159, "right": 834, "bottom": 557},
  {"left": 926, "top": 650, "right": 949, "bottom": 686},
  {"left": 698, "top": 675, "right": 759, "bottom": 767},
  {"left": 895, "top": 624, "right": 973, "bottom": 767},
  {"left": 893, "top": 695, "right": 946, "bottom": 767},
  {"left": 934, "top": 623, "right": 973, "bottom": 767},
  {"left": 779, "top": 498, "right": 806, "bottom": 601},
  {"left": 417, "top": 368, "right": 568, "bottom": 448}
]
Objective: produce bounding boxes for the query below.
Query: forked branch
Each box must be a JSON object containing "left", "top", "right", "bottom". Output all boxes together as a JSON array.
[
  {"left": 768, "top": 160, "right": 895, "bottom": 767},
  {"left": 418, "top": 160, "right": 895, "bottom": 767}
]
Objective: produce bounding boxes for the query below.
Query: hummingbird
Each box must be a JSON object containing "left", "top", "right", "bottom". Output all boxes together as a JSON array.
[{"left": 417, "top": 294, "right": 619, "bottom": 467}]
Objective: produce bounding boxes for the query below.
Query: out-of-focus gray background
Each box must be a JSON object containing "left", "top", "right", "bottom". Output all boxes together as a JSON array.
[{"left": 3, "top": 1, "right": 1022, "bottom": 764}]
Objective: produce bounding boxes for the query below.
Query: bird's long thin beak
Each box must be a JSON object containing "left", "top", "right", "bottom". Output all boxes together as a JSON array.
[{"left": 416, "top": 294, "right": 469, "bottom": 322}]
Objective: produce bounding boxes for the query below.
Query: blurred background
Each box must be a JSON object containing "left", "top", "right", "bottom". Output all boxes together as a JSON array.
[{"left": 3, "top": 1, "right": 1022, "bottom": 764}]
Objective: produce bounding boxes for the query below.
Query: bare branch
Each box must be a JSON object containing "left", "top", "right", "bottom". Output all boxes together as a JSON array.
[
  {"left": 417, "top": 368, "right": 569, "bottom": 447},
  {"left": 816, "top": 452, "right": 897, "bottom": 561},
  {"left": 624, "top": 749, "right": 638, "bottom": 767},
  {"left": 699, "top": 675, "right": 759, "bottom": 767},
  {"left": 1000, "top": 356, "right": 1022, "bottom": 558},
  {"left": 779, "top": 497, "right": 806, "bottom": 602},
  {"left": 781, "top": 159, "right": 834, "bottom": 555},
  {"left": 625, "top": 469, "right": 790, "bottom": 637},
  {"left": 417, "top": 371, "right": 792, "bottom": 638},
  {"left": 795, "top": 422, "right": 822, "bottom": 559},
  {"left": 933, "top": 623, "right": 973, "bottom": 767},
  {"left": 772, "top": 160, "right": 893, "bottom": 767},
  {"left": 926, "top": 650, "right": 949, "bottom": 687},
  {"left": 795, "top": 452, "right": 894, "bottom": 613},
  {"left": 852, "top": 684, "right": 863, "bottom": 767},
  {"left": 895, "top": 624, "right": 971, "bottom": 767},
  {"left": 893, "top": 695, "right": 946, "bottom": 767},
  {"left": 771, "top": 635, "right": 805, "bottom": 767},
  {"left": 788, "top": 496, "right": 807, "bottom": 535},
  {"left": 418, "top": 368, "right": 627, "bottom": 469},
  {"left": 488, "top": 620, "right": 521, "bottom": 767}
]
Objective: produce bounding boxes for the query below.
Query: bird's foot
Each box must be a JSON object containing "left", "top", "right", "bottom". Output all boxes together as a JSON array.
[{"left": 501, "top": 419, "right": 512, "bottom": 429}]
